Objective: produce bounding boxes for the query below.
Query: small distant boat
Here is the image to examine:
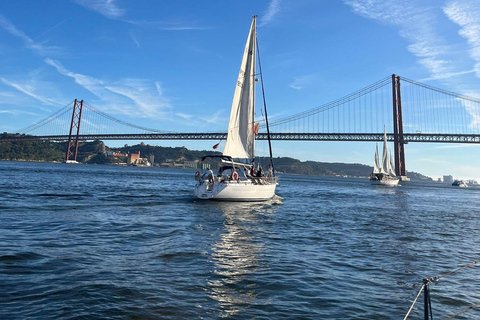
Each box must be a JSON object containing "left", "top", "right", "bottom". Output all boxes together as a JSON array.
[
  {"left": 370, "top": 127, "right": 399, "bottom": 187},
  {"left": 452, "top": 180, "right": 468, "bottom": 188}
]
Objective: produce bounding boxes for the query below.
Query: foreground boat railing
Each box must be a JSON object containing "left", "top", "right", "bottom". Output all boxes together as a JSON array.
[{"left": 403, "top": 260, "right": 480, "bottom": 320}]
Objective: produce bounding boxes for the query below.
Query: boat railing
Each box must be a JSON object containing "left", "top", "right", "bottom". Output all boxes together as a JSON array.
[{"left": 403, "top": 260, "right": 480, "bottom": 320}]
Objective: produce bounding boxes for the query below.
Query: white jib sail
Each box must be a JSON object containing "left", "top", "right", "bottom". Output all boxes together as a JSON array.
[
  {"left": 373, "top": 143, "right": 381, "bottom": 174},
  {"left": 381, "top": 127, "right": 389, "bottom": 174},
  {"left": 223, "top": 17, "right": 256, "bottom": 159},
  {"left": 389, "top": 151, "right": 396, "bottom": 177}
]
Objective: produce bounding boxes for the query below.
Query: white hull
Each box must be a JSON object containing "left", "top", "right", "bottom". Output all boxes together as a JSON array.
[
  {"left": 370, "top": 177, "right": 399, "bottom": 187},
  {"left": 195, "top": 179, "right": 276, "bottom": 201}
]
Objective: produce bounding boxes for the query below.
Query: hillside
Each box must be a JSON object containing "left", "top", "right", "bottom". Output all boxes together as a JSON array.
[{"left": 0, "top": 136, "right": 432, "bottom": 181}]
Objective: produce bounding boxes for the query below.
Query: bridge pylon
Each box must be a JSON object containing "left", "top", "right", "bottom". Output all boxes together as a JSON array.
[
  {"left": 392, "top": 75, "right": 408, "bottom": 181},
  {"left": 65, "top": 99, "right": 84, "bottom": 163}
]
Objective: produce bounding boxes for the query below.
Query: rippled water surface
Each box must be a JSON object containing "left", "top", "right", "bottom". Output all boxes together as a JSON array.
[{"left": 1, "top": 161, "right": 480, "bottom": 319}]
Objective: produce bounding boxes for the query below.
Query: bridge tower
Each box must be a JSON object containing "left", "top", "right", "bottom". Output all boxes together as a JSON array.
[
  {"left": 65, "top": 99, "right": 84, "bottom": 163},
  {"left": 392, "top": 75, "right": 408, "bottom": 180}
]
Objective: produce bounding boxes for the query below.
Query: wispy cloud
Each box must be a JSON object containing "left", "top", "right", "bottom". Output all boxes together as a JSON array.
[
  {"left": 418, "top": 157, "right": 451, "bottom": 164},
  {"left": 458, "top": 91, "right": 480, "bottom": 131},
  {"left": 434, "top": 143, "right": 479, "bottom": 149},
  {"left": 289, "top": 74, "right": 315, "bottom": 90},
  {"left": 45, "top": 58, "right": 172, "bottom": 118},
  {"left": 0, "top": 109, "right": 39, "bottom": 116},
  {"left": 198, "top": 109, "right": 226, "bottom": 126},
  {"left": 175, "top": 113, "right": 195, "bottom": 120},
  {"left": 443, "top": 0, "right": 480, "bottom": 78},
  {"left": 105, "top": 78, "right": 172, "bottom": 117},
  {"left": 0, "top": 77, "right": 60, "bottom": 106},
  {"left": 259, "top": 0, "right": 281, "bottom": 27},
  {"left": 45, "top": 58, "right": 109, "bottom": 99},
  {"left": 344, "top": 0, "right": 456, "bottom": 80},
  {"left": 74, "top": 1, "right": 208, "bottom": 30},
  {"left": 125, "top": 19, "right": 210, "bottom": 30},
  {"left": 74, "top": 0, "right": 125, "bottom": 19},
  {"left": 0, "top": 13, "right": 60, "bottom": 55},
  {"left": 129, "top": 30, "right": 140, "bottom": 48}
]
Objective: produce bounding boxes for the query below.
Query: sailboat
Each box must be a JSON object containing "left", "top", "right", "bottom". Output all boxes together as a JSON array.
[
  {"left": 370, "top": 127, "right": 400, "bottom": 187},
  {"left": 194, "top": 16, "right": 278, "bottom": 201}
]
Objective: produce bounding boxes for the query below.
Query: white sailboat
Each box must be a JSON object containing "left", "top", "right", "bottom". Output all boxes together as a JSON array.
[
  {"left": 194, "top": 16, "right": 278, "bottom": 201},
  {"left": 370, "top": 127, "right": 400, "bottom": 187}
]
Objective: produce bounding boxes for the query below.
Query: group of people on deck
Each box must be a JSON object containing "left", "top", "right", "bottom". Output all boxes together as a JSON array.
[{"left": 244, "top": 165, "right": 272, "bottom": 179}]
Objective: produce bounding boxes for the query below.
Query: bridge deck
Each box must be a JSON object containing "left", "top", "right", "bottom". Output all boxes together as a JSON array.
[{"left": 2, "top": 133, "right": 480, "bottom": 143}]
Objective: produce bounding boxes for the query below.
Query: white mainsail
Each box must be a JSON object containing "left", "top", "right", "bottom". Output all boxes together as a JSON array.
[
  {"left": 389, "top": 151, "right": 396, "bottom": 177},
  {"left": 381, "top": 127, "right": 389, "bottom": 174},
  {"left": 223, "top": 18, "right": 256, "bottom": 159},
  {"left": 373, "top": 144, "right": 381, "bottom": 174}
]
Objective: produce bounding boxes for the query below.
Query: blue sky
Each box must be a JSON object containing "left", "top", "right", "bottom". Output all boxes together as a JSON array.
[{"left": 1, "top": 0, "right": 480, "bottom": 181}]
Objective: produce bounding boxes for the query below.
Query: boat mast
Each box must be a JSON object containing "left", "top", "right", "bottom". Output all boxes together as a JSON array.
[
  {"left": 255, "top": 18, "right": 275, "bottom": 176},
  {"left": 252, "top": 15, "right": 257, "bottom": 166}
]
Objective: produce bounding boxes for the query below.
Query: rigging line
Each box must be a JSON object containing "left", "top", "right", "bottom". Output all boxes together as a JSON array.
[
  {"left": 255, "top": 34, "right": 275, "bottom": 174},
  {"left": 441, "top": 301, "right": 480, "bottom": 320},
  {"left": 436, "top": 260, "right": 480, "bottom": 281},
  {"left": 403, "top": 284, "right": 425, "bottom": 320}
]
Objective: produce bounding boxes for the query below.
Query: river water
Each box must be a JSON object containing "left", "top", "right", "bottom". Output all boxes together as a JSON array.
[{"left": 1, "top": 161, "right": 479, "bottom": 319}]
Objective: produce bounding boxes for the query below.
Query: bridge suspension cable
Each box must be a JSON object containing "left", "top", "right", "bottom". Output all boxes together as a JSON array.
[
  {"left": 10, "top": 74, "right": 480, "bottom": 140},
  {"left": 18, "top": 100, "right": 74, "bottom": 134}
]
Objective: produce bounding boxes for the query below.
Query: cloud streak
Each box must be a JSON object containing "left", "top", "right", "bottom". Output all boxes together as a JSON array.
[
  {"left": 443, "top": 0, "right": 480, "bottom": 78},
  {"left": 74, "top": 0, "right": 125, "bottom": 19},
  {"left": 259, "top": 0, "right": 281, "bottom": 27},
  {"left": 74, "top": 0, "right": 209, "bottom": 30},
  {"left": 0, "top": 13, "right": 60, "bottom": 55},
  {"left": 344, "top": 0, "right": 455, "bottom": 80},
  {"left": 129, "top": 30, "right": 140, "bottom": 48},
  {"left": 0, "top": 77, "right": 60, "bottom": 106},
  {"left": 45, "top": 58, "right": 172, "bottom": 118},
  {"left": 289, "top": 75, "right": 315, "bottom": 90}
]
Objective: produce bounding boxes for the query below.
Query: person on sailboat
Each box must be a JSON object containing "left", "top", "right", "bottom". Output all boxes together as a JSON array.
[
  {"left": 256, "top": 167, "right": 264, "bottom": 177},
  {"left": 207, "top": 170, "right": 214, "bottom": 183}
]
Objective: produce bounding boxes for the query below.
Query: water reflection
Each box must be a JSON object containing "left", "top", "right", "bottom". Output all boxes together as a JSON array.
[
  {"left": 208, "top": 200, "right": 279, "bottom": 317},
  {"left": 372, "top": 186, "right": 402, "bottom": 195}
]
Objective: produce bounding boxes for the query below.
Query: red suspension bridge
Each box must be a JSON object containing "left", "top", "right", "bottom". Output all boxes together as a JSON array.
[{"left": 2, "top": 74, "right": 480, "bottom": 178}]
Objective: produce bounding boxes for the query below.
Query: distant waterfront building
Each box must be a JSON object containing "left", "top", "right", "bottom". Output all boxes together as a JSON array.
[
  {"left": 105, "top": 151, "right": 126, "bottom": 157},
  {"left": 183, "top": 161, "right": 198, "bottom": 169},
  {"left": 149, "top": 154, "right": 155, "bottom": 165},
  {"left": 443, "top": 175, "right": 454, "bottom": 184},
  {"left": 127, "top": 151, "right": 141, "bottom": 165}
]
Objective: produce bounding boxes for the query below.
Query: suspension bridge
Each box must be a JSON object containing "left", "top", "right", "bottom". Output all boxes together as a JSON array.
[{"left": 2, "top": 74, "right": 480, "bottom": 179}]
